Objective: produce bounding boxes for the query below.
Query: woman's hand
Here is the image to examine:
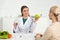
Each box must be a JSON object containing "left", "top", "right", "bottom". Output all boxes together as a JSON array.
[
  {"left": 34, "top": 14, "right": 40, "bottom": 23},
  {"left": 34, "top": 17, "right": 39, "bottom": 23},
  {"left": 13, "top": 23, "right": 18, "bottom": 29},
  {"left": 35, "top": 33, "right": 43, "bottom": 38}
]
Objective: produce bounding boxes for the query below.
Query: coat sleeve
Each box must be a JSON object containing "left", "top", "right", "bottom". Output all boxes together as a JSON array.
[
  {"left": 13, "top": 17, "right": 20, "bottom": 33},
  {"left": 29, "top": 17, "right": 37, "bottom": 33},
  {"left": 42, "top": 27, "right": 52, "bottom": 40},
  {"left": 13, "top": 26, "right": 20, "bottom": 33}
]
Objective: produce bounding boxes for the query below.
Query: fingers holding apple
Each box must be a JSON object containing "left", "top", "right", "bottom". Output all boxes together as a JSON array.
[{"left": 34, "top": 14, "right": 40, "bottom": 22}]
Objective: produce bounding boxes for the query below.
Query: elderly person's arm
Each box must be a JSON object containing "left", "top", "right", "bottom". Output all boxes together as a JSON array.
[{"left": 41, "top": 27, "right": 52, "bottom": 40}]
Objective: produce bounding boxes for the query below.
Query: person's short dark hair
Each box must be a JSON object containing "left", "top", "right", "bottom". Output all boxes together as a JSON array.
[{"left": 21, "top": 5, "right": 29, "bottom": 16}]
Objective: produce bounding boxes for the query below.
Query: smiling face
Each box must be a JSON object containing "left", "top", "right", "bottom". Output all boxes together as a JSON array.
[
  {"left": 22, "top": 8, "right": 29, "bottom": 17},
  {"left": 21, "top": 6, "right": 29, "bottom": 17}
]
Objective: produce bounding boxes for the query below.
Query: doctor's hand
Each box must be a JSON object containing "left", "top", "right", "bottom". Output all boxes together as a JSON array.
[
  {"left": 34, "top": 17, "right": 39, "bottom": 23},
  {"left": 34, "top": 14, "right": 40, "bottom": 23},
  {"left": 13, "top": 23, "right": 18, "bottom": 29}
]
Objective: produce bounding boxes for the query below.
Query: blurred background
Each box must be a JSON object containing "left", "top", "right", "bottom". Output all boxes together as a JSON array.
[{"left": 0, "top": 0, "right": 60, "bottom": 40}]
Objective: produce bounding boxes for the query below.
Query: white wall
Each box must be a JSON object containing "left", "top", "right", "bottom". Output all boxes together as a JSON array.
[
  {"left": 0, "top": 0, "right": 60, "bottom": 40},
  {"left": 0, "top": 0, "right": 60, "bottom": 17},
  {"left": 0, "top": 17, "right": 3, "bottom": 31}
]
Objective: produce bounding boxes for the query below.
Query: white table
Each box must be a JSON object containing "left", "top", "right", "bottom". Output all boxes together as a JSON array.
[{"left": 0, "top": 33, "right": 35, "bottom": 40}]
